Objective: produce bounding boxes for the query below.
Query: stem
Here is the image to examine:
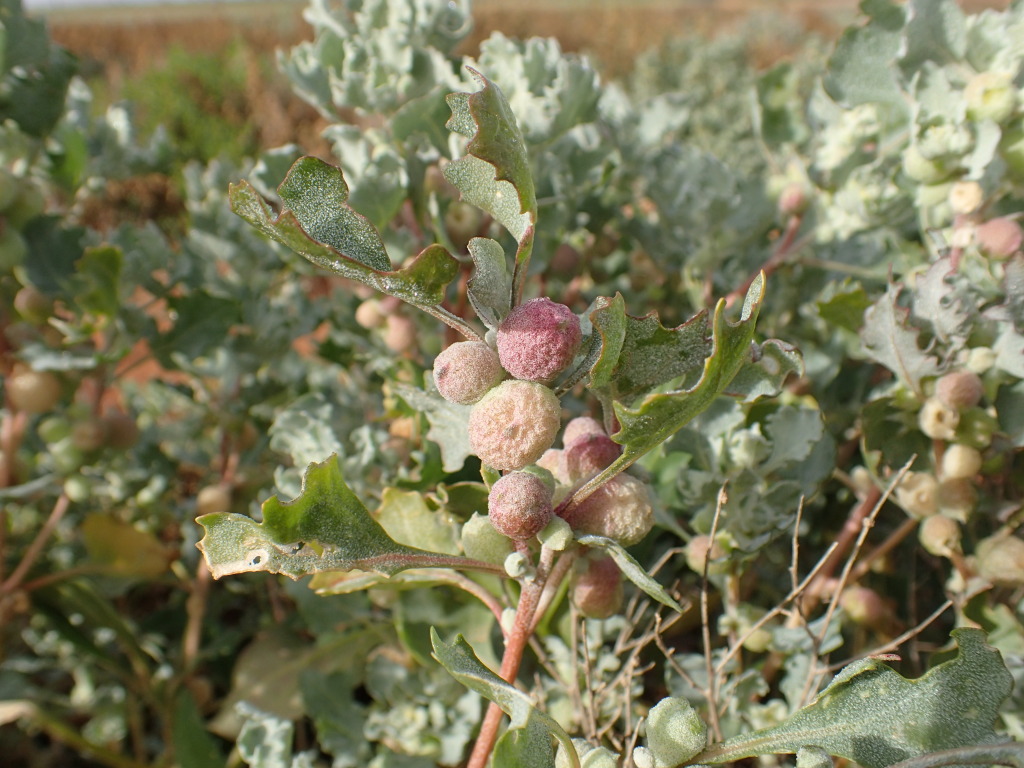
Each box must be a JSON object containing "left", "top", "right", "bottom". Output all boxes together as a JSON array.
[
  {"left": 467, "top": 546, "right": 558, "bottom": 768},
  {"left": 724, "top": 214, "right": 805, "bottom": 309},
  {"left": 1, "top": 493, "right": 71, "bottom": 595},
  {"left": 18, "top": 704, "right": 151, "bottom": 768},
  {"left": 417, "top": 303, "right": 485, "bottom": 342},
  {"left": 182, "top": 559, "right": 212, "bottom": 671}
]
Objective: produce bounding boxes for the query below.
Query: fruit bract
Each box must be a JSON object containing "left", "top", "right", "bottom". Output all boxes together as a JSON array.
[
  {"left": 468, "top": 380, "right": 561, "bottom": 471},
  {"left": 496, "top": 297, "right": 581, "bottom": 383}
]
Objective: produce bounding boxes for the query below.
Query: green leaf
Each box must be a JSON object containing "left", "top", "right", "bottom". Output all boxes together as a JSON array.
[
  {"left": 277, "top": 155, "right": 389, "bottom": 271},
  {"left": 817, "top": 282, "right": 873, "bottom": 334},
  {"left": 606, "top": 304, "right": 711, "bottom": 401},
  {"left": 376, "top": 488, "right": 461, "bottom": 556},
  {"left": 582, "top": 294, "right": 628, "bottom": 390},
  {"left": 22, "top": 216, "right": 84, "bottom": 294},
  {"left": 430, "top": 630, "right": 578, "bottom": 768},
  {"left": 693, "top": 628, "right": 1013, "bottom": 768},
  {"left": 725, "top": 340, "right": 804, "bottom": 402},
  {"left": 899, "top": 0, "right": 967, "bottom": 75},
  {"left": 861, "top": 283, "right": 942, "bottom": 396},
  {"left": 444, "top": 70, "right": 537, "bottom": 298},
  {"left": 611, "top": 274, "right": 766, "bottom": 467},
  {"left": 576, "top": 535, "right": 683, "bottom": 613},
  {"left": 172, "top": 689, "right": 225, "bottom": 768},
  {"left": 823, "top": 0, "right": 908, "bottom": 117},
  {"left": 392, "top": 383, "right": 474, "bottom": 473},
  {"left": 72, "top": 246, "right": 123, "bottom": 319},
  {"left": 197, "top": 456, "right": 496, "bottom": 580},
  {"left": 230, "top": 159, "right": 459, "bottom": 310},
  {"left": 81, "top": 513, "right": 171, "bottom": 579},
  {"left": 466, "top": 236, "right": 512, "bottom": 330}
]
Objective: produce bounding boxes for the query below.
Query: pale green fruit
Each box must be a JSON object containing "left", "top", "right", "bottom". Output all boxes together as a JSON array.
[{"left": 645, "top": 697, "right": 708, "bottom": 767}]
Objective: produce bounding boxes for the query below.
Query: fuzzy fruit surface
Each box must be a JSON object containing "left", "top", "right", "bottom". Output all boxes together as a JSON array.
[
  {"left": 645, "top": 697, "right": 708, "bottom": 767},
  {"left": 433, "top": 340, "right": 504, "bottom": 405},
  {"left": 561, "top": 474, "right": 653, "bottom": 546},
  {"left": 488, "top": 471, "right": 554, "bottom": 541},
  {"left": 571, "top": 555, "right": 623, "bottom": 619},
  {"left": 936, "top": 370, "right": 984, "bottom": 410},
  {"left": 976, "top": 217, "right": 1023, "bottom": 259},
  {"left": 496, "top": 297, "right": 581, "bottom": 383},
  {"left": 468, "top": 380, "right": 561, "bottom": 471},
  {"left": 564, "top": 433, "right": 621, "bottom": 482}
]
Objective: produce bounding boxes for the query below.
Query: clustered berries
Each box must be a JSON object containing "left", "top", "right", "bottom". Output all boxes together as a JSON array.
[{"left": 430, "top": 297, "right": 582, "bottom": 471}]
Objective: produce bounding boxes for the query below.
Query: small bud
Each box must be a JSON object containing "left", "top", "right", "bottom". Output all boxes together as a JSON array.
[
  {"left": 895, "top": 472, "right": 939, "bottom": 519},
  {"left": 468, "top": 381, "right": 562, "bottom": 471},
  {"left": 383, "top": 314, "right": 418, "bottom": 354},
  {"left": 918, "top": 396, "right": 960, "bottom": 441},
  {"left": 572, "top": 555, "right": 624, "bottom": 619},
  {"left": 937, "top": 478, "right": 978, "bottom": 522},
  {"left": 504, "top": 551, "right": 529, "bottom": 579},
  {"left": 488, "top": 471, "right": 554, "bottom": 541},
  {"left": 975, "top": 534, "right": 1024, "bottom": 587},
  {"left": 500, "top": 607, "right": 517, "bottom": 634},
  {"left": 537, "top": 516, "right": 573, "bottom": 550},
  {"left": 778, "top": 183, "right": 810, "bottom": 216},
  {"left": 976, "top": 217, "right": 1023, "bottom": 259},
  {"left": 947, "top": 180, "right": 984, "bottom": 215},
  {"left": 645, "top": 697, "right": 708, "bottom": 767},
  {"left": 965, "top": 347, "right": 997, "bottom": 375},
  {"left": 432, "top": 341, "right": 504, "bottom": 405},
  {"left": 941, "top": 444, "right": 983, "bottom": 480},
  {"left": 496, "top": 297, "right": 582, "bottom": 383},
  {"left": 684, "top": 535, "right": 729, "bottom": 575},
  {"left": 561, "top": 474, "right": 654, "bottom": 546},
  {"left": 964, "top": 71, "right": 1018, "bottom": 124},
  {"left": 197, "top": 484, "right": 232, "bottom": 515},
  {"left": 902, "top": 144, "right": 951, "bottom": 183},
  {"left": 919, "top": 514, "right": 962, "bottom": 558},
  {"left": 354, "top": 299, "right": 386, "bottom": 329},
  {"left": 632, "top": 747, "right": 656, "bottom": 768},
  {"left": 840, "top": 585, "right": 893, "bottom": 632},
  {"left": 935, "top": 370, "right": 984, "bottom": 410}
]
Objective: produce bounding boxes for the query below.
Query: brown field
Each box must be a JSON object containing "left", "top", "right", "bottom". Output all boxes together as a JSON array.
[{"left": 36, "top": 0, "right": 1013, "bottom": 155}]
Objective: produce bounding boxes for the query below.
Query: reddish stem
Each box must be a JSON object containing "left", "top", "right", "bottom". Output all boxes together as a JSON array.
[{"left": 466, "top": 546, "right": 557, "bottom": 768}]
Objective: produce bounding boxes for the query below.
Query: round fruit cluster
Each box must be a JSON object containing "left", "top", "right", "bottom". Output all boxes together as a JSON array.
[
  {"left": 892, "top": 368, "right": 1024, "bottom": 589},
  {"left": 433, "top": 297, "right": 582, "bottom": 470},
  {"left": 435, "top": 297, "right": 657, "bottom": 617}
]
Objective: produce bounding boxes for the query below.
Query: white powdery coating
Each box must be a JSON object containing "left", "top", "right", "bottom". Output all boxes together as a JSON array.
[
  {"left": 496, "top": 297, "right": 582, "bottom": 382},
  {"left": 488, "top": 471, "right": 554, "bottom": 541},
  {"left": 433, "top": 341, "right": 504, "bottom": 405},
  {"left": 562, "top": 474, "right": 654, "bottom": 546},
  {"left": 468, "top": 380, "right": 562, "bottom": 471}
]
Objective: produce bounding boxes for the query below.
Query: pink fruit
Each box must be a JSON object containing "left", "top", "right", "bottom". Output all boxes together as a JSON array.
[
  {"left": 560, "top": 474, "right": 653, "bottom": 546},
  {"left": 488, "top": 471, "right": 554, "bottom": 541},
  {"left": 433, "top": 341, "right": 504, "bottom": 405},
  {"left": 468, "top": 380, "right": 562, "bottom": 471},
  {"left": 496, "top": 297, "right": 581, "bottom": 383},
  {"left": 571, "top": 555, "right": 623, "bottom": 619}
]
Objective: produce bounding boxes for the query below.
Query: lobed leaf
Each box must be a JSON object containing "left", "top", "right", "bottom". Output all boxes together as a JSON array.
[
  {"left": 430, "top": 630, "right": 579, "bottom": 768},
  {"left": 197, "top": 456, "right": 498, "bottom": 580},
  {"left": 612, "top": 274, "right": 767, "bottom": 465},
  {"left": 861, "top": 282, "right": 942, "bottom": 397},
  {"left": 444, "top": 69, "right": 537, "bottom": 298},
  {"left": 692, "top": 628, "right": 1013, "bottom": 768},
  {"left": 229, "top": 158, "right": 459, "bottom": 309}
]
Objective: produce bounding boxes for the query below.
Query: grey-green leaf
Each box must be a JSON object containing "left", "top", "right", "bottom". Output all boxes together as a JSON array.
[
  {"left": 197, "top": 456, "right": 496, "bottom": 579},
  {"left": 692, "top": 628, "right": 1013, "bottom": 768},
  {"left": 430, "top": 630, "right": 579, "bottom": 768}
]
